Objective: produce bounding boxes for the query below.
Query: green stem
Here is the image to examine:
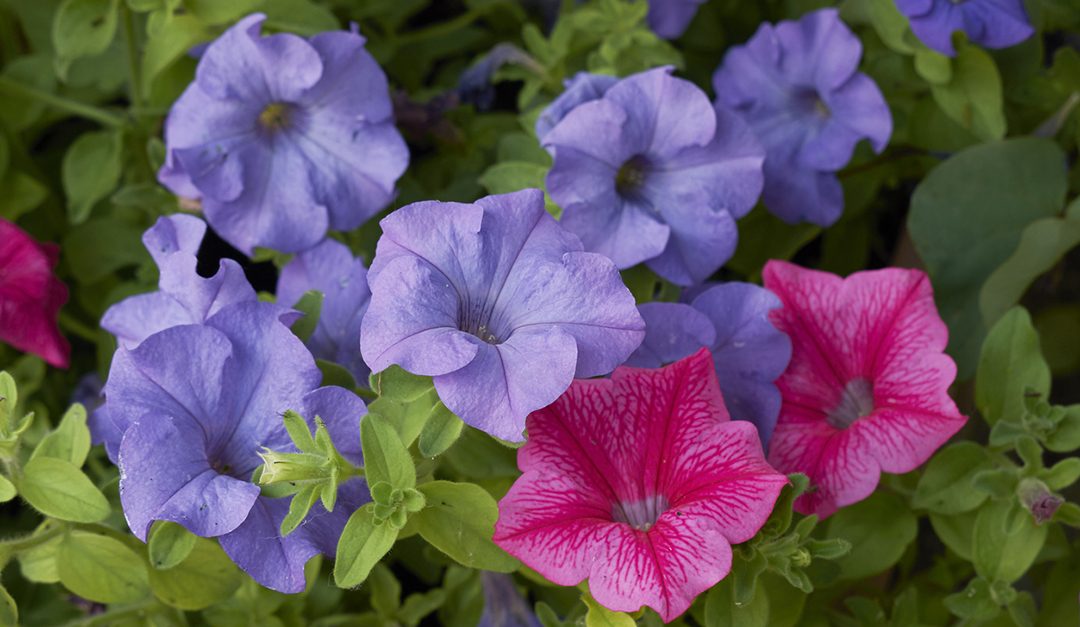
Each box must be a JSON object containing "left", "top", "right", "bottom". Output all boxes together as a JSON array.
[
  {"left": 394, "top": 8, "right": 487, "bottom": 46},
  {"left": 121, "top": 4, "right": 144, "bottom": 110},
  {"left": 61, "top": 599, "right": 162, "bottom": 627},
  {"left": 0, "top": 77, "right": 124, "bottom": 128},
  {"left": 58, "top": 312, "right": 99, "bottom": 344},
  {"left": 1, "top": 522, "right": 67, "bottom": 554}
]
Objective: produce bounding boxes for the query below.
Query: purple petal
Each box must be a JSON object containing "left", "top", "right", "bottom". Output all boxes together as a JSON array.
[
  {"left": 761, "top": 159, "right": 844, "bottom": 226},
  {"left": 625, "top": 302, "right": 716, "bottom": 368},
  {"left": 219, "top": 496, "right": 320, "bottom": 593},
  {"left": 646, "top": 0, "right": 708, "bottom": 39},
  {"left": 535, "top": 72, "right": 619, "bottom": 140},
  {"left": 300, "top": 386, "right": 366, "bottom": 466},
  {"left": 604, "top": 67, "right": 716, "bottom": 160}
]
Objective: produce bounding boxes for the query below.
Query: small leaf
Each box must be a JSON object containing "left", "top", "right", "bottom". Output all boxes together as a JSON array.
[
  {"left": 290, "top": 290, "right": 324, "bottom": 343},
  {"left": 913, "top": 441, "right": 994, "bottom": 514},
  {"left": 334, "top": 504, "right": 399, "bottom": 588},
  {"left": 282, "top": 410, "right": 317, "bottom": 453},
  {"left": 148, "top": 537, "right": 242, "bottom": 610},
  {"left": 58, "top": 530, "right": 150, "bottom": 603},
  {"left": 930, "top": 42, "right": 1006, "bottom": 140},
  {"left": 371, "top": 366, "right": 434, "bottom": 402},
  {"left": 61, "top": 130, "right": 123, "bottom": 223},
  {"left": 583, "top": 592, "right": 635, "bottom": 627},
  {"left": 414, "top": 481, "right": 519, "bottom": 572},
  {"left": 418, "top": 403, "right": 464, "bottom": 458},
  {"left": 976, "top": 308, "right": 1051, "bottom": 425},
  {"left": 1042, "top": 457, "right": 1080, "bottom": 490},
  {"left": 148, "top": 521, "right": 197, "bottom": 570},
  {"left": 369, "top": 563, "right": 401, "bottom": 617},
  {"left": 0, "top": 584, "right": 16, "bottom": 627},
  {"left": 0, "top": 475, "right": 15, "bottom": 503},
  {"left": 944, "top": 578, "right": 1001, "bottom": 621},
  {"left": 973, "top": 499, "right": 1048, "bottom": 583},
  {"left": 361, "top": 413, "right": 416, "bottom": 490},
  {"left": 18, "top": 456, "right": 110, "bottom": 523},
  {"left": 31, "top": 403, "right": 91, "bottom": 466},
  {"left": 53, "top": 0, "right": 121, "bottom": 77},
  {"left": 280, "top": 484, "right": 320, "bottom": 537},
  {"left": 820, "top": 491, "right": 916, "bottom": 580}
]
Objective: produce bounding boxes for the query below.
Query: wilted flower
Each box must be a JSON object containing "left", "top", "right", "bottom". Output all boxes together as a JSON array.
[
  {"left": 545, "top": 66, "right": 764, "bottom": 285},
  {"left": 96, "top": 303, "right": 367, "bottom": 592},
  {"left": 360, "top": 189, "right": 644, "bottom": 441},
  {"left": 101, "top": 214, "right": 256, "bottom": 348},
  {"left": 494, "top": 350, "right": 787, "bottom": 622},
  {"left": 277, "top": 238, "right": 371, "bottom": 384},
  {"left": 158, "top": 13, "right": 408, "bottom": 255},
  {"left": 0, "top": 218, "right": 69, "bottom": 367},
  {"left": 763, "top": 261, "right": 966, "bottom": 518},
  {"left": 895, "top": 0, "right": 1034, "bottom": 56},
  {"left": 647, "top": 0, "right": 707, "bottom": 39},
  {"left": 713, "top": 9, "right": 892, "bottom": 226},
  {"left": 625, "top": 282, "right": 791, "bottom": 444}
]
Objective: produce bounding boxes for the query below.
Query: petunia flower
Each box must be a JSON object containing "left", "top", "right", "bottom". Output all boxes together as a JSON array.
[
  {"left": 0, "top": 219, "right": 69, "bottom": 367},
  {"left": 647, "top": 0, "right": 708, "bottom": 39},
  {"left": 97, "top": 302, "right": 367, "bottom": 592},
  {"left": 277, "top": 238, "right": 371, "bottom": 384},
  {"left": 101, "top": 214, "right": 256, "bottom": 348},
  {"left": 158, "top": 13, "right": 408, "bottom": 255},
  {"left": 712, "top": 9, "right": 892, "bottom": 227},
  {"left": 534, "top": 72, "right": 617, "bottom": 140},
  {"left": 478, "top": 572, "right": 542, "bottom": 627},
  {"left": 544, "top": 66, "right": 764, "bottom": 286},
  {"left": 762, "top": 261, "right": 967, "bottom": 518},
  {"left": 360, "top": 188, "right": 644, "bottom": 442},
  {"left": 494, "top": 350, "right": 787, "bottom": 622},
  {"left": 895, "top": 0, "right": 1034, "bottom": 56},
  {"left": 625, "top": 283, "right": 791, "bottom": 445}
]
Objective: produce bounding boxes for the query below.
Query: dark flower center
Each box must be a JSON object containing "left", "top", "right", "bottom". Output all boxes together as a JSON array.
[
  {"left": 615, "top": 154, "right": 651, "bottom": 197},
  {"left": 612, "top": 494, "right": 668, "bottom": 531},
  {"left": 258, "top": 102, "right": 294, "bottom": 131},
  {"left": 458, "top": 301, "right": 505, "bottom": 345},
  {"left": 826, "top": 378, "right": 874, "bottom": 429},
  {"left": 792, "top": 88, "right": 831, "bottom": 119}
]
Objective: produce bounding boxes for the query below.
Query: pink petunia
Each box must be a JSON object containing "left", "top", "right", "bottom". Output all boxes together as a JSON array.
[
  {"left": 0, "top": 219, "right": 70, "bottom": 368},
  {"left": 763, "top": 260, "right": 966, "bottom": 519},
  {"left": 494, "top": 349, "right": 787, "bottom": 622}
]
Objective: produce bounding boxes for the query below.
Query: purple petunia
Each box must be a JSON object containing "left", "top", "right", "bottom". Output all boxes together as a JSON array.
[
  {"left": 713, "top": 9, "right": 892, "bottom": 227},
  {"left": 101, "top": 214, "right": 256, "bottom": 348},
  {"left": 96, "top": 302, "right": 367, "bottom": 592},
  {"left": 158, "top": 14, "right": 408, "bottom": 255},
  {"left": 647, "top": 0, "right": 708, "bottom": 39},
  {"left": 534, "top": 72, "right": 617, "bottom": 140},
  {"left": 895, "top": 0, "right": 1034, "bottom": 56},
  {"left": 277, "top": 238, "right": 371, "bottom": 384},
  {"left": 625, "top": 283, "right": 791, "bottom": 445},
  {"left": 478, "top": 573, "right": 542, "bottom": 627},
  {"left": 544, "top": 67, "right": 764, "bottom": 286},
  {"left": 360, "top": 189, "right": 644, "bottom": 441}
]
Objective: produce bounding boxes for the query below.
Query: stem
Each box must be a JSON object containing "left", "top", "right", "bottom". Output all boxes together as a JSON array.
[
  {"left": 1, "top": 522, "right": 67, "bottom": 554},
  {"left": 121, "top": 4, "right": 144, "bottom": 110},
  {"left": 394, "top": 8, "right": 487, "bottom": 46},
  {"left": 58, "top": 312, "right": 99, "bottom": 344},
  {"left": 61, "top": 599, "right": 162, "bottom": 627},
  {"left": 0, "top": 77, "right": 124, "bottom": 128}
]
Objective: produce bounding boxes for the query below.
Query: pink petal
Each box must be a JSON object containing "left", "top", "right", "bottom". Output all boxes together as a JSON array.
[{"left": 0, "top": 220, "right": 70, "bottom": 368}]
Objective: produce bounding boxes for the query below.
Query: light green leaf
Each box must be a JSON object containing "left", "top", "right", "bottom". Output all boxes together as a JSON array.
[
  {"left": 148, "top": 537, "right": 243, "bottom": 610},
  {"left": 908, "top": 138, "right": 1067, "bottom": 377},
  {"left": 371, "top": 366, "right": 433, "bottom": 402},
  {"left": 913, "top": 442, "right": 994, "bottom": 514},
  {"left": 31, "top": 403, "right": 91, "bottom": 466},
  {"left": 361, "top": 413, "right": 416, "bottom": 490},
  {"left": 148, "top": 521, "right": 198, "bottom": 570},
  {"left": 976, "top": 307, "right": 1051, "bottom": 425},
  {"left": 944, "top": 577, "right": 1001, "bottom": 621},
  {"left": 334, "top": 504, "right": 399, "bottom": 588},
  {"left": 821, "top": 491, "right": 917, "bottom": 580},
  {"left": 418, "top": 403, "right": 464, "bottom": 458},
  {"left": 973, "top": 499, "right": 1048, "bottom": 583},
  {"left": 61, "top": 130, "right": 123, "bottom": 223},
  {"left": 290, "top": 289, "right": 324, "bottom": 343},
  {"left": 930, "top": 42, "right": 1006, "bottom": 140},
  {"left": 915, "top": 47, "right": 952, "bottom": 84},
  {"left": 478, "top": 161, "right": 548, "bottom": 195},
  {"left": 0, "top": 584, "right": 15, "bottom": 627},
  {"left": 18, "top": 456, "right": 110, "bottom": 523},
  {"left": 141, "top": 14, "right": 208, "bottom": 94},
  {"left": 0, "top": 475, "right": 15, "bottom": 503},
  {"left": 369, "top": 563, "right": 401, "bottom": 616},
  {"left": 58, "top": 530, "right": 150, "bottom": 603},
  {"left": 17, "top": 523, "right": 64, "bottom": 584},
  {"left": 583, "top": 592, "right": 635, "bottom": 627},
  {"left": 704, "top": 575, "right": 770, "bottom": 627},
  {"left": 414, "top": 481, "right": 519, "bottom": 572},
  {"left": 53, "top": 0, "right": 121, "bottom": 78}
]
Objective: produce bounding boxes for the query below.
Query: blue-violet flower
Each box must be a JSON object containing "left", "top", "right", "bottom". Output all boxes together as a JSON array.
[{"left": 895, "top": 0, "right": 1034, "bottom": 56}]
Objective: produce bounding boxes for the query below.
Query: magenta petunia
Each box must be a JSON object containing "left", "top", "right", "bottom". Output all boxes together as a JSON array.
[
  {"left": 762, "top": 261, "right": 967, "bottom": 518},
  {"left": 0, "top": 219, "right": 70, "bottom": 368},
  {"left": 494, "top": 350, "right": 786, "bottom": 622}
]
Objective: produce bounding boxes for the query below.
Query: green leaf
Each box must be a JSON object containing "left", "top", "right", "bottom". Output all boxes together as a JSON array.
[
  {"left": 0, "top": 584, "right": 15, "bottom": 627},
  {"left": 281, "top": 484, "right": 320, "bottom": 537},
  {"left": 19, "top": 456, "right": 110, "bottom": 523},
  {"left": 398, "top": 589, "right": 447, "bottom": 626},
  {"left": 583, "top": 593, "right": 635, "bottom": 627},
  {"left": 727, "top": 209, "right": 820, "bottom": 280},
  {"left": 912, "top": 441, "right": 994, "bottom": 514},
  {"left": 334, "top": 504, "right": 399, "bottom": 588},
  {"left": 414, "top": 481, "right": 519, "bottom": 572},
  {"left": 0, "top": 475, "right": 15, "bottom": 503},
  {"left": 1042, "top": 458, "right": 1080, "bottom": 490},
  {"left": 140, "top": 14, "right": 208, "bottom": 94},
  {"left": 0, "top": 371, "right": 18, "bottom": 431},
  {"left": 317, "top": 359, "right": 357, "bottom": 389},
  {"left": 371, "top": 366, "right": 433, "bottom": 402},
  {"left": 980, "top": 199, "right": 1080, "bottom": 326},
  {"left": 61, "top": 130, "right": 123, "bottom": 223},
  {"left": 1046, "top": 405, "right": 1080, "bottom": 452},
  {"left": 0, "top": 170, "right": 49, "bottom": 222},
  {"left": 16, "top": 522, "right": 64, "bottom": 583},
  {"left": 944, "top": 577, "right": 1001, "bottom": 621},
  {"left": 58, "top": 530, "right": 150, "bottom": 603},
  {"left": 63, "top": 217, "right": 149, "bottom": 284},
  {"left": 976, "top": 307, "right": 1051, "bottom": 425},
  {"left": 148, "top": 521, "right": 197, "bottom": 570},
  {"left": 478, "top": 161, "right": 548, "bottom": 196},
  {"left": 821, "top": 491, "right": 917, "bottom": 580},
  {"left": 361, "top": 413, "right": 416, "bottom": 490},
  {"left": 930, "top": 42, "right": 1006, "bottom": 140},
  {"left": 915, "top": 47, "right": 952, "bottom": 84},
  {"left": 704, "top": 574, "right": 770, "bottom": 627},
  {"left": 418, "top": 403, "right": 464, "bottom": 458},
  {"left": 908, "top": 138, "right": 1067, "bottom": 377},
  {"left": 369, "top": 563, "right": 401, "bottom": 616},
  {"left": 31, "top": 403, "right": 91, "bottom": 466},
  {"left": 53, "top": 0, "right": 120, "bottom": 77},
  {"left": 148, "top": 537, "right": 242, "bottom": 610},
  {"left": 973, "top": 499, "right": 1048, "bottom": 583},
  {"left": 851, "top": 0, "right": 918, "bottom": 54},
  {"left": 290, "top": 290, "right": 324, "bottom": 343}
]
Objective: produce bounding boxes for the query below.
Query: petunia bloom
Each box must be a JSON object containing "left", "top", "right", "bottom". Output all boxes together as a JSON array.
[
  {"left": 762, "top": 261, "right": 967, "bottom": 518},
  {"left": 895, "top": 0, "right": 1034, "bottom": 56},
  {"left": 360, "top": 189, "right": 644, "bottom": 442},
  {"left": 494, "top": 350, "right": 787, "bottom": 621},
  {"left": 277, "top": 238, "right": 371, "bottom": 384},
  {"left": 0, "top": 219, "right": 69, "bottom": 367},
  {"left": 97, "top": 303, "right": 367, "bottom": 592},
  {"left": 101, "top": 214, "right": 256, "bottom": 348},
  {"left": 625, "top": 283, "right": 791, "bottom": 445},
  {"left": 158, "top": 13, "right": 408, "bottom": 255},
  {"left": 478, "top": 572, "right": 542, "bottom": 627},
  {"left": 647, "top": 0, "right": 707, "bottom": 39},
  {"left": 534, "top": 72, "right": 617, "bottom": 140},
  {"left": 713, "top": 9, "right": 892, "bottom": 227},
  {"left": 544, "top": 66, "right": 764, "bottom": 286}
]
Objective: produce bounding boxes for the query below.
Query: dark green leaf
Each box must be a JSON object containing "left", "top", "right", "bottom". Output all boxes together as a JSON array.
[
  {"left": 821, "top": 491, "right": 916, "bottom": 580},
  {"left": 912, "top": 441, "right": 994, "bottom": 514},
  {"left": 53, "top": 0, "right": 120, "bottom": 77}
]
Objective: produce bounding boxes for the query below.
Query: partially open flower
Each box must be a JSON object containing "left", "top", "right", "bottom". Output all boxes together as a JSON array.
[{"left": 0, "top": 219, "right": 69, "bottom": 367}]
